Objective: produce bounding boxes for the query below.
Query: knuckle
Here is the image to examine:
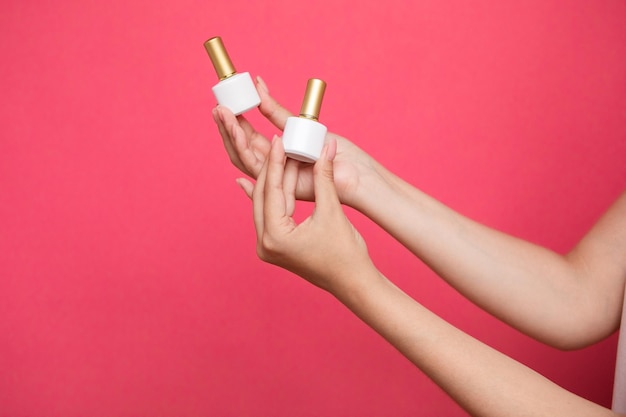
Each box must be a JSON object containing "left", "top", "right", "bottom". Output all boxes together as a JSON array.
[
  {"left": 256, "top": 234, "right": 283, "bottom": 263},
  {"left": 258, "top": 100, "right": 273, "bottom": 116},
  {"left": 314, "top": 162, "right": 334, "bottom": 181},
  {"left": 256, "top": 244, "right": 269, "bottom": 262},
  {"left": 260, "top": 234, "right": 280, "bottom": 254}
]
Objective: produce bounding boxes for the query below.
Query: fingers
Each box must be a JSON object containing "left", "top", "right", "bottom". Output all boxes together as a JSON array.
[
  {"left": 213, "top": 76, "right": 296, "bottom": 182},
  {"left": 283, "top": 158, "right": 299, "bottom": 217},
  {"left": 262, "top": 136, "right": 288, "bottom": 230},
  {"left": 213, "top": 107, "right": 236, "bottom": 157},
  {"left": 214, "top": 106, "right": 249, "bottom": 175},
  {"left": 312, "top": 138, "right": 341, "bottom": 217},
  {"left": 256, "top": 76, "right": 293, "bottom": 130},
  {"left": 216, "top": 105, "right": 268, "bottom": 178},
  {"left": 251, "top": 147, "right": 270, "bottom": 239},
  {"left": 251, "top": 135, "right": 289, "bottom": 240},
  {"left": 235, "top": 178, "right": 254, "bottom": 199},
  {"left": 231, "top": 121, "right": 264, "bottom": 177}
]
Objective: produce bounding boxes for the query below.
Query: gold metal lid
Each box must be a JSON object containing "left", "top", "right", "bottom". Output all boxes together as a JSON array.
[
  {"left": 204, "top": 36, "right": 236, "bottom": 80},
  {"left": 299, "top": 78, "right": 326, "bottom": 121}
]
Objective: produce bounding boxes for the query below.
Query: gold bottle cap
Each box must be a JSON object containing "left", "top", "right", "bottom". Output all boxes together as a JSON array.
[
  {"left": 299, "top": 78, "right": 326, "bottom": 121},
  {"left": 204, "top": 36, "right": 236, "bottom": 80}
]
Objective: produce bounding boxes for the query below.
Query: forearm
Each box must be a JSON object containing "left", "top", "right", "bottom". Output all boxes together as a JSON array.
[
  {"left": 335, "top": 270, "right": 618, "bottom": 417},
  {"left": 350, "top": 163, "right": 622, "bottom": 348}
]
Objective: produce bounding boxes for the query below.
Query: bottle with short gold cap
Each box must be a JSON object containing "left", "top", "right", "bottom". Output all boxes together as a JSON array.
[
  {"left": 204, "top": 36, "right": 260, "bottom": 115},
  {"left": 283, "top": 78, "right": 328, "bottom": 163}
]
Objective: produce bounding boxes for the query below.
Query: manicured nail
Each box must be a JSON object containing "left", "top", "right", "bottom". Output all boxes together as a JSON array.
[
  {"left": 256, "top": 76, "right": 269, "bottom": 94},
  {"left": 215, "top": 106, "right": 224, "bottom": 122},
  {"left": 235, "top": 178, "right": 253, "bottom": 199},
  {"left": 328, "top": 139, "right": 337, "bottom": 162}
]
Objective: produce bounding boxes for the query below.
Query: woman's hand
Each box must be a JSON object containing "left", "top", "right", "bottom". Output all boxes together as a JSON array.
[
  {"left": 236, "top": 136, "right": 374, "bottom": 295},
  {"left": 214, "top": 76, "right": 378, "bottom": 208}
]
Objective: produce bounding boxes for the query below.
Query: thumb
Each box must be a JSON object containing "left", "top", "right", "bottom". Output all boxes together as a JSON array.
[
  {"left": 312, "top": 138, "right": 340, "bottom": 215},
  {"left": 256, "top": 76, "right": 293, "bottom": 131}
]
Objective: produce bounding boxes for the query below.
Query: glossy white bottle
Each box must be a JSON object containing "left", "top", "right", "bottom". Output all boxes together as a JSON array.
[
  {"left": 283, "top": 78, "right": 327, "bottom": 163},
  {"left": 204, "top": 36, "right": 260, "bottom": 115}
]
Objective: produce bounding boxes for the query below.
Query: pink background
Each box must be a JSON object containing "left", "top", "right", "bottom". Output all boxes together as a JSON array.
[{"left": 1, "top": 1, "right": 625, "bottom": 416}]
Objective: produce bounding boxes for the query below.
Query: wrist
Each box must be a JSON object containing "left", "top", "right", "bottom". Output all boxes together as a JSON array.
[
  {"left": 346, "top": 158, "right": 403, "bottom": 214},
  {"left": 329, "top": 260, "right": 388, "bottom": 306}
]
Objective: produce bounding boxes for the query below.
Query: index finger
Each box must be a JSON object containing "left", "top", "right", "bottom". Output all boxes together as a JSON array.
[{"left": 263, "top": 136, "right": 289, "bottom": 229}]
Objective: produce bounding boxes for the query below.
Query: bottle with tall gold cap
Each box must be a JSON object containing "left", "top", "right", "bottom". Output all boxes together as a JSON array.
[
  {"left": 204, "top": 36, "right": 260, "bottom": 115},
  {"left": 283, "top": 78, "right": 328, "bottom": 163}
]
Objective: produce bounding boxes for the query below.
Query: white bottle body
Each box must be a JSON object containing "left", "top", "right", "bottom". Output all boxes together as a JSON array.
[
  {"left": 282, "top": 116, "right": 327, "bottom": 163},
  {"left": 212, "top": 72, "right": 260, "bottom": 115}
]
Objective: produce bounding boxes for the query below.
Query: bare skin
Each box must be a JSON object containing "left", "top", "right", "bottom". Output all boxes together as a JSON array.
[{"left": 216, "top": 76, "right": 626, "bottom": 416}]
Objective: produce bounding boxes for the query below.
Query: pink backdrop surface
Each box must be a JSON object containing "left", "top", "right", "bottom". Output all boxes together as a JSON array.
[{"left": 1, "top": 1, "right": 625, "bottom": 416}]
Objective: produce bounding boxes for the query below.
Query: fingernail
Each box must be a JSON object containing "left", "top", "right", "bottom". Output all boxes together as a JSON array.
[
  {"left": 271, "top": 135, "right": 284, "bottom": 152},
  {"left": 216, "top": 106, "right": 225, "bottom": 122},
  {"left": 319, "top": 143, "right": 328, "bottom": 160},
  {"left": 235, "top": 178, "right": 252, "bottom": 199},
  {"left": 327, "top": 138, "right": 337, "bottom": 161},
  {"left": 256, "top": 76, "right": 269, "bottom": 94},
  {"left": 235, "top": 178, "right": 247, "bottom": 191},
  {"left": 328, "top": 141, "right": 337, "bottom": 161}
]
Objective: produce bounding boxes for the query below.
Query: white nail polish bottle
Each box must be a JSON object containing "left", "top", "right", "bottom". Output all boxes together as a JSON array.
[
  {"left": 204, "top": 36, "right": 260, "bottom": 115},
  {"left": 283, "top": 78, "right": 327, "bottom": 163}
]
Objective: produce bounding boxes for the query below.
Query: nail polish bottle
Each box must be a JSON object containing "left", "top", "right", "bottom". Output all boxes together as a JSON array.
[
  {"left": 203, "top": 36, "right": 260, "bottom": 115},
  {"left": 283, "top": 78, "right": 327, "bottom": 163}
]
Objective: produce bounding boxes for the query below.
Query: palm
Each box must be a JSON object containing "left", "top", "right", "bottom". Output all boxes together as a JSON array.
[
  {"left": 292, "top": 134, "right": 365, "bottom": 206},
  {"left": 215, "top": 88, "right": 372, "bottom": 207}
]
